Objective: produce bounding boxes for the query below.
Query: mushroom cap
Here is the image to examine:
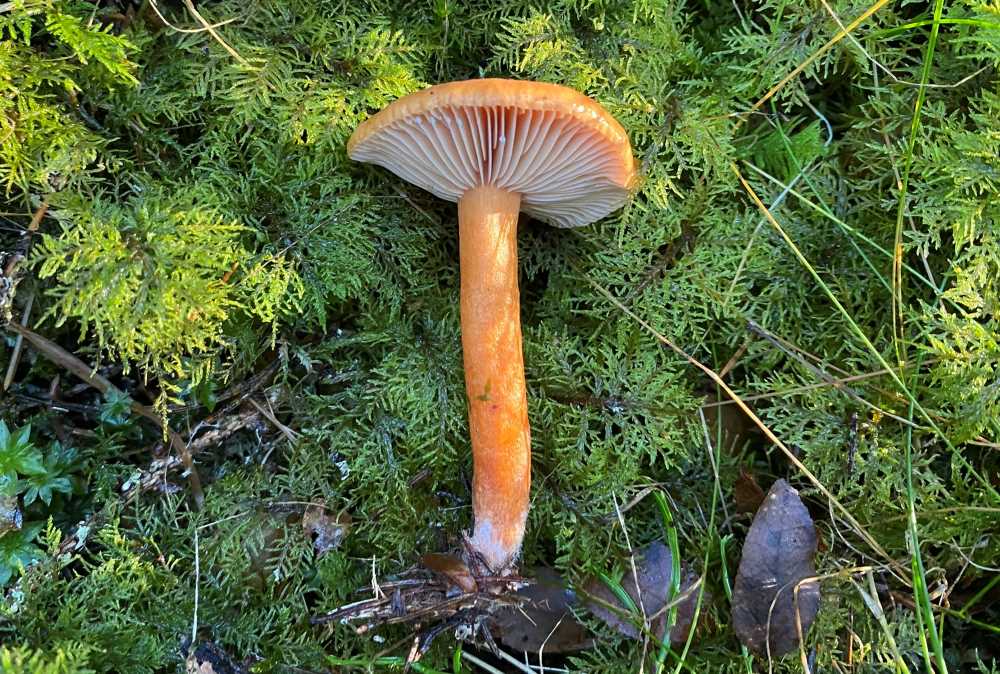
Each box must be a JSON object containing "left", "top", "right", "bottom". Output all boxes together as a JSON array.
[{"left": 348, "top": 79, "right": 635, "bottom": 227}]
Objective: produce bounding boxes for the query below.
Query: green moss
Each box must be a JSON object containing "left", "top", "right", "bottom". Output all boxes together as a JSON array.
[{"left": 2, "top": 0, "right": 1000, "bottom": 671}]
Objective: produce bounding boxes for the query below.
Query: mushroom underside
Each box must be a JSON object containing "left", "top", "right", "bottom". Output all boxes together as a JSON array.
[{"left": 350, "top": 105, "right": 630, "bottom": 227}]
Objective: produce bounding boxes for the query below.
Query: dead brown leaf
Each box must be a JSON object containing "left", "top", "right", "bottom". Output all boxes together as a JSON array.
[
  {"left": 302, "top": 502, "right": 350, "bottom": 557},
  {"left": 185, "top": 642, "right": 248, "bottom": 674},
  {"left": 421, "top": 553, "right": 478, "bottom": 594},
  {"left": 584, "top": 542, "right": 704, "bottom": 646},
  {"left": 731, "top": 479, "right": 820, "bottom": 657},
  {"left": 733, "top": 467, "right": 765, "bottom": 514},
  {"left": 495, "top": 567, "right": 594, "bottom": 653}
]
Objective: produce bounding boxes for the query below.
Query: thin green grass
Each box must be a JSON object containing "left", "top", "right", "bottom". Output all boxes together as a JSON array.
[
  {"left": 711, "top": 363, "right": 753, "bottom": 674},
  {"left": 732, "top": 15, "right": 996, "bottom": 665},
  {"left": 652, "top": 491, "right": 682, "bottom": 674},
  {"left": 938, "top": 608, "right": 1000, "bottom": 636},
  {"left": 765, "top": 104, "right": 894, "bottom": 297},
  {"left": 734, "top": 165, "right": 1000, "bottom": 505},
  {"left": 757, "top": 88, "right": 959, "bottom": 667},
  {"left": 954, "top": 575, "right": 1000, "bottom": 618},
  {"left": 743, "top": 162, "right": 946, "bottom": 297},
  {"left": 905, "top": 397, "right": 948, "bottom": 674},
  {"left": 596, "top": 571, "right": 639, "bottom": 615},
  {"left": 890, "top": 0, "right": 946, "bottom": 368},
  {"left": 588, "top": 572, "right": 699, "bottom": 674},
  {"left": 328, "top": 655, "right": 451, "bottom": 673},
  {"left": 665, "top": 408, "right": 722, "bottom": 674},
  {"left": 870, "top": 17, "right": 1000, "bottom": 40},
  {"left": 853, "top": 571, "right": 912, "bottom": 673}
]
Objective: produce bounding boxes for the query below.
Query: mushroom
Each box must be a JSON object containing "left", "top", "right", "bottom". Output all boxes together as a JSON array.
[{"left": 348, "top": 79, "right": 635, "bottom": 574}]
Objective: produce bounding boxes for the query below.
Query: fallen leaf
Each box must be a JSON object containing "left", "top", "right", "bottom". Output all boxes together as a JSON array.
[
  {"left": 421, "top": 553, "right": 477, "bottom": 594},
  {"left": 731, "top": 479, "right": 820, "bottom": 656},
  {"left": 0, "top": 494, "right": 22, "bottom": 535},
  {"left": 733, "top": 467, "right": 765, "bottom": 514},
  {"left": 185, "top": 642, "right": 248, "bottom": 674},
  {"left": 584, "top": 542, "right": 705, "bottom": 646},
  {"left": 703, "top": 394, "right": 758, "bottom": 453},
  {"left": 669, "top": 569, "right": 705, "bottom": 647},
  {"left": 302, "top": 502, "right": 350, "bottom": 557},
  {"left": 495, "top": 567, "right": 594, "bottom": 653}
]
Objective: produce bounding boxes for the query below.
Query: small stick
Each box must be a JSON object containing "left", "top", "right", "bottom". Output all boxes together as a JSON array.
[
  {"left": 3, "top": 290, "right": 33, "bottom": 390},
  {"left": 147, "top": 0, "right": 239, "bottom": 34},
  {"left": 4, "top": 322, "right": 205, "bottom": 507},
  {"left": 248, "top": 396, "right": 298, "bottom": 444},
  {"left": 2, "top": 201, "right": 47, "bottom": 277},
  {"left": 191, "top": 529, "right": 200, "bottom": 649},
  {"left": 461, "top": 651, "right": 512, "bottom": 674},
  {"left": 27, "top": 201, "right": 47, "bottom": 232},
  {"left": 718, "top": 340, "right": 748, "bottom": 380},
  {"left": 181, "top": 0, "right": 250, "bottom": 66}
]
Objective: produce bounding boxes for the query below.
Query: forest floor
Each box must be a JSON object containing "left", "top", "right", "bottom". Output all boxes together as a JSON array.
[{"left": 1, "top": 0, "right": 999, "bottom": 673}]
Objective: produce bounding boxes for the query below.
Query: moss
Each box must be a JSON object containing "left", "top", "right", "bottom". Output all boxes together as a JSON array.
[{"left": 2, "top": 0, "right": 1000, "bottom": 671}]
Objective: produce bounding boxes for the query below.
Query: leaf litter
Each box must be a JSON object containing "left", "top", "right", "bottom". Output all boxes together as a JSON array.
[
  {"left": 495, "top": 567, "right": 594, "bottom": 653},
  {"left": 731, "top": 479, "right": 820, "bottom": 657},
  {"left": 584, "top": 541, "right": 705, "bottom": 646}
]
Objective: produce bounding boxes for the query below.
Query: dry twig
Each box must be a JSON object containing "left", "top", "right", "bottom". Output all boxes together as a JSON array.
[{"left": 4, "top": 322, "right": 206, "bottom": 507}]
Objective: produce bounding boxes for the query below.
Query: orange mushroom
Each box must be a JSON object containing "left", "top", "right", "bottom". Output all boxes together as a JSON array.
[{"left": 348, "top": 79, "right": 635, "bottom": 573}]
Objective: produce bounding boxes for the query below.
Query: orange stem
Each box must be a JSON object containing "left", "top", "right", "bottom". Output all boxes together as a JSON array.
[{"left": 458, "top": 185, "right": 530, "bottom": 573}]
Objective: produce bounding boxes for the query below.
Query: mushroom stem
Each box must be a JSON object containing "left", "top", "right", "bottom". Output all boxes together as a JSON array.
[{"left": 458, "top": 184, "right": 530, "bottom": 574}]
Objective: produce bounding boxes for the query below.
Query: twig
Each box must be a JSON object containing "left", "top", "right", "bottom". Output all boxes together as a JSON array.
[
  {"left": 6, "top": 322, "right": 112, "bottom": 389},
  {"left": 600, "top": 486, "right": 657, "bottom": 523},
  {"left": 493, "top": 648, "right": 549, "bottom": 674},
  {"left": 191, "top": 529, "right": 200, "bottom": 650},
  {"left": 187, "top": 407, "right": 262, "bottom": 454},
  {"left": 26, "top": 200, "right": 47, "bottom": 232},
  {"left": 181, "top": 0, "right": 250, "bottom": 66},
  {"left": 461, "top": 651, "right": 515, "bottom": 674},
  {"left": 3, "top": 290, "right": 33, "bottom": 390},
  {"left": 700, "top": 366, "right": 897, "bottom": 408},
  {"left": 718, "top": 341, "right": 749, "bottom": 380},
  {"left": 171, "top": 358, "right": 280, "bottom": 413},
  {"left": 394, "top": 186, "right": 439, "bottom": 224},
  {"left": 124, "top": 361, "right": 284, "bottom": 498},
  {"left": 11, "top": 392, "right": 99, "bottom": 415},
  {"left": 2, "top": 200, "right": 47, "bottom": 280},
  {"left": 535, "top": 621, "right": 572, "bottom": 673},
  {"left": 4, "top": 322, "right": 205, "bottom": 507},
  {"left": 248, "top": 396, "right": 299, "bottom": 444},
  {"left": 148, "top": 0, "right": 253, "bottom": 69},
  {"left": 148, "top": 0, "right": 238, "bottom": 34}
]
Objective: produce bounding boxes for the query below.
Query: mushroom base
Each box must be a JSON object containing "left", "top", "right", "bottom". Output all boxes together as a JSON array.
[{"left": 458, "top": 185, "right": 531, "bottom": 574}]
